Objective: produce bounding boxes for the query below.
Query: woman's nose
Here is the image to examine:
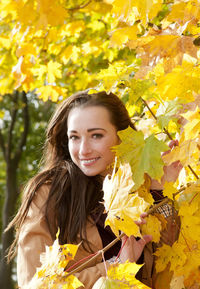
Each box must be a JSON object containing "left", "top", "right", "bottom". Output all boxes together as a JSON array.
[{"left": 79, "top": 139, "right": 92, "bottom": 155}]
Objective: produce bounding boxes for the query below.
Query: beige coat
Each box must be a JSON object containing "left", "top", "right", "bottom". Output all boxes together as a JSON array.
[{"left": 17, "top": 184, "right": 108, "bottom": 289}]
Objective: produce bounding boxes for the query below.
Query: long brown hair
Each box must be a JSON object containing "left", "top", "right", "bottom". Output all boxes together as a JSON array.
[{"left": 6, "top": 90, "right": 135, "bottom": 260}]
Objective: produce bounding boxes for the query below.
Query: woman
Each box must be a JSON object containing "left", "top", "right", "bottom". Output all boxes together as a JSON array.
[{"left": 7, "top": 90, "right": 178, "bottom": 288}]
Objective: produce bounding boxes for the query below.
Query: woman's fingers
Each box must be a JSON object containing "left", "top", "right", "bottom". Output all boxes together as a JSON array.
[
  {"left": 120, "top": 234, "right": 152, "bottom": 263},
  {"left": 140, "top": 212, "right": 148, "bottom": 218},
  {"left": 162, "top": 139, "right": 179, "bottom": 157},
  {"left": 134, "top": 212, "right": 148, "bottom": 226},
  {"left": 168, "top": 139, "right": 179, "bottom": 149},
  {"left": 140, "top": 234, "right": 153, "bottom": 246}
]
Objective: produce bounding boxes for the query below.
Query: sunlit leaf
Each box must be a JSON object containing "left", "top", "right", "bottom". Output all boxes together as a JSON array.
[{"left": 114, "top": 127, "right": 168, "bottom": 189}]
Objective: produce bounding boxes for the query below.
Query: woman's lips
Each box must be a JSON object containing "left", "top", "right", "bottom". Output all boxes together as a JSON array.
[{"left": 80, "top": 157, "right": 100, "bottom": 166}]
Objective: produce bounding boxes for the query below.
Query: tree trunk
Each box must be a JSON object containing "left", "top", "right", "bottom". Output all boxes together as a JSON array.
[
  {"left": 0, "top": 91, "right": 29, "bottom": 289},
  {"left": 0, "top": 163, "right": 18, "bottom": 289}
]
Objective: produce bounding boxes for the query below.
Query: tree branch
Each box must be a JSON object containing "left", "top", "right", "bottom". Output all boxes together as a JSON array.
[
  {"left": 13, "top": 91, "right": 29, "bottom": 165},
  {"left": 7, "top": 91, "right": 18, "bottom": 162},
  {"left": 0, "top": 129, "right": 6, "bottom": 160}
]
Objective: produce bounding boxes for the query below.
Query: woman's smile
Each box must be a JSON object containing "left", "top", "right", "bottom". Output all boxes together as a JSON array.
[{"left": 80, "top": 157, "right": 100, "bottom": 166}]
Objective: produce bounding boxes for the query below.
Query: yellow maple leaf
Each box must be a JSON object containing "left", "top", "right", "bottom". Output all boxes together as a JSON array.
[
  {"left": 36, "top": 0, "right": 68, "bottom": 27},
  {"left": 175, "top": 244, "right": 200, "bottom": 281},
  {"left": 97, "top": 61, "right": 136, "bottom": 91},
  {"left": 83, "top": 1, "right": 112, "bottom": 14},
  {"left": 153, "top": 62, "right": 200, "bottom": 102},
  {"left": 181, "top": 107, "right": 200, "bottom": 140},
  {"left": 26, "top": 231, "right": 83, "bottom": 289},
  {"left": 168, "top": 242, "right": 187, "bottom": 273},
  {"left": 103, "top": 162, "right": 149, "bottom": 237},
  {"left": 155, "top": 242, "right": 187, "bottom": 274},
  {"left": 48, "top": 42, "right": 65, "bottom": 56},
  {"left": 0, "top": 36, "right": 12, "bottom": 49},
  {"left": 39, "top": 240, "right": 78, "bottom": 276},
  {"left": 61, "top": 275, "right": 84, "bottom": 289},
  {"left": 16, "top": 43, "right": 37, "bottom": 58},
  {"left": 106, "top": 262, "right": 151, "bottom": 288},
  {"left": 179, "top": 181, "right": 200, "bottom": 199},
  {"left": 178, "top": 201, "right": 199, "bottom": 217},
  {"left": 27, "top": 273, "right": 83, "bottom": 289},
  {"left": 141, "top": 215, "right": 161, "bottom": 243},
  {"left": 16, "top": 0, "right": 38, "bottom": 26},
  {"left": 12, "top": 55, "right": 34, "bottom": 91},
  {"left": 180, "top": 214, "right": 200, "bottom": 241},
  {"left": 31, "top": 64, "right": 47, "bottom": 80},
  {"left": 61, "top": 46, "right": 80, "bottom": 64},
  {"left": 64, "top": 20, "right": 85, "bottom": 37},
  {"left": 60, "top": 45, "right": 74, "bottom": 64},
  {"left": 37, "top": 85, "right": 67, "bottom": 102},
  {"left": 82, "top": 40, "right": 102, "bottom": 56},
  {"left": 184, "top": 269, "right": 200, "bottom": 289},
  {"left": 110, "top": 26, "right": 139, "bottom": 47},
  {"left": 163, "top": 182, "right": 177, "bottom": 200},
  {"left": 163, "top": 139, "right": 198, "bottom": 167},
  {"left": 110, "top": 0, "right": 162, "bottom": 25},
  {"left": 166, "top": 1, "right": 200, "bottom": 26},
  {"left": 0, "top": 0, "right": 17, "bottom": 19},
  {"left": 137, "top": 176, "right": 154, "bottom": 206},
  {"left": 47, "top": 60, "right": 62, "bottom": 83},
  {"left": 134, "top": 0, "right": 163, "bottom": 26},
  {"left": 110, "top": 0, "right": 139, "bottom": 22}
]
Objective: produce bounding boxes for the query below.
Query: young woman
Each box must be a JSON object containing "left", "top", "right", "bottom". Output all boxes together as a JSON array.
[{"left": 7, "top": 90, "right": 179, "bottom": 288}]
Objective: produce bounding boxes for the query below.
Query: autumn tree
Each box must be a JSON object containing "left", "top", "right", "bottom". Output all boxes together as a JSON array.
[
  {"left": 0, "top": 0, "right": 200, "bottom": 288},
  {"left": 0, "top": 91, "right": 55, "bottom": 289}
]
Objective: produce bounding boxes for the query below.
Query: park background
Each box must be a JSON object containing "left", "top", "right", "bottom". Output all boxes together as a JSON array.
[{"left": 0, "top": 1, "right": 200, "bottom": 288}]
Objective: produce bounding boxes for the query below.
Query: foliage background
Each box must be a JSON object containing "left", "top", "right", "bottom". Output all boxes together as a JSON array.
[{"left": 0, "top": 0, "right": 200, "bottom": 288}]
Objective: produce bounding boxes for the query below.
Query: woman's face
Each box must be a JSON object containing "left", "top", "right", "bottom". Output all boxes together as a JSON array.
[{"left": 67, "top": 105, "right": 119, "bottom": 176}]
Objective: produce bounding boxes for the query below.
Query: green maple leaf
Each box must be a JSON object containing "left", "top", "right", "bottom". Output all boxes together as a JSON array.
[
  {"left": 113, "top": 127, "right": 168, "bottom": 189},
  {"left": 156, "top": 99, "right": 182, "bottom": 130}
]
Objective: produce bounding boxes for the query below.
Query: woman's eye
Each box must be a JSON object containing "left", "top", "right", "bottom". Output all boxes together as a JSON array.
[
  {"left": 69, "top": 135, "right": 79, "bottom": 140},
  {"left": 92, "top": 133, "right": 103, "bottom": 139}
]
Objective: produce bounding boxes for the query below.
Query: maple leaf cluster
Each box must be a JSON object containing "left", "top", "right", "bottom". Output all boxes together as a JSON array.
[
  {"left": 1, "top": 0, "right": 200, "bottom": 288},
  {"left": 25, "top": 232, "right": 83, "bottom": 289}
]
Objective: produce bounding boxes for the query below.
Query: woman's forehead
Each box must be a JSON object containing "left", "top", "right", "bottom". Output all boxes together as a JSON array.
[{"left": 67, "top": 106, "right": 115, "bottom": 131}]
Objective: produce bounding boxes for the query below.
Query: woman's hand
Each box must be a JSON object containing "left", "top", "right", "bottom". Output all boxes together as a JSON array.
[
  {"left": 120, "top": 234, "right": 152, "bottom": 263},
  {"left": 119, "top": 213, "right": 152, "bottom": 263}
]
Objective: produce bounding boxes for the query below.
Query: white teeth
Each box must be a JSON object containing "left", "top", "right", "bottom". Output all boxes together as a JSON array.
[{"left": 81, "top": 158, "right": 98, "bottom": 164}]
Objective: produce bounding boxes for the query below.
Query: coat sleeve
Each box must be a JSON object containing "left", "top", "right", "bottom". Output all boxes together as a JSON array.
[
  {"left": 17, "top": 185, "right": 109, "bottom": 289},
  {"left": 17, "top": 184, "right": 53, "bottom": 287}
]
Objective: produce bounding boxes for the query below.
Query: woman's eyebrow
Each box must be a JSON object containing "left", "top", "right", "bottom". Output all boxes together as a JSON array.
[
  {"left": 68, "top": 128, "right": 106, "bottom": 133},
  {"left": 87, "top": 128, "right": 106, "bottom": 132}
]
